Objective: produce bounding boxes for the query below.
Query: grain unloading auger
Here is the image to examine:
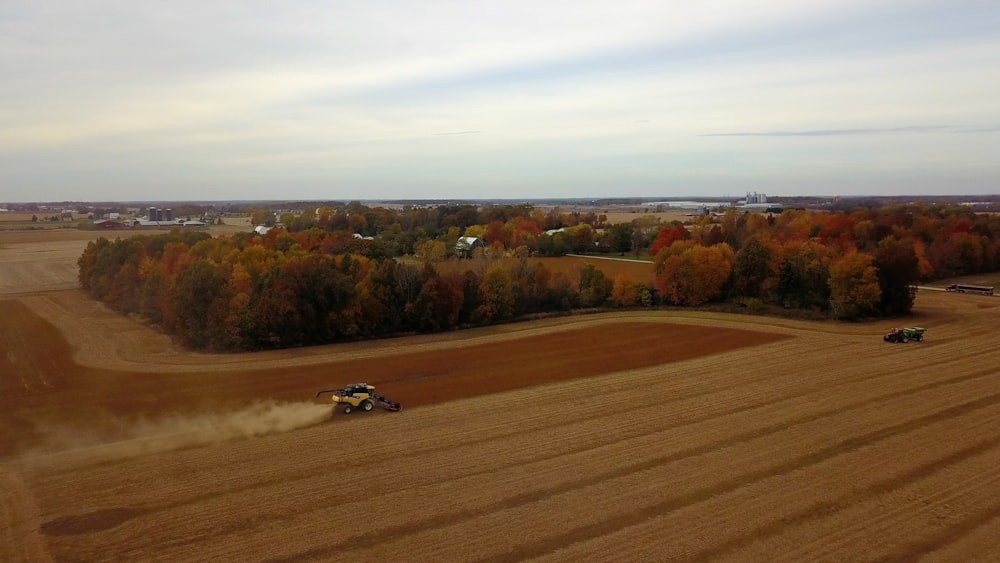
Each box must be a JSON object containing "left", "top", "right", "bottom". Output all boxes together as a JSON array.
[{"left": 316, "top": 383, "right": 402, "bottom": 414}]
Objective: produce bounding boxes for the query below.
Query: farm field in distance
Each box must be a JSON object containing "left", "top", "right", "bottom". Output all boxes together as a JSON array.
[{"left": 3, "top": 228, "right": 1000, "bottom": 561}]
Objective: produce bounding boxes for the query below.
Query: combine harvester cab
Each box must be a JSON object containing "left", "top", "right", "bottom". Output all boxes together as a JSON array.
[
  {"left": 884, "top": 327, "right": 925, "bottom": 343},
  {"left": 316, "top": 383, "right": 402, "bottom": 414}
]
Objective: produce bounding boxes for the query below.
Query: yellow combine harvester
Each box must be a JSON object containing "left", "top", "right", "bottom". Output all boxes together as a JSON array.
[{"left": 316, "top": 383, "right": 402, "bottom": 414}]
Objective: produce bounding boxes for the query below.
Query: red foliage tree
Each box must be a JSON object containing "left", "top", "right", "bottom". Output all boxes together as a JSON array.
[{"left": 650, "top": 224, "right": 689, "bottom": 257}]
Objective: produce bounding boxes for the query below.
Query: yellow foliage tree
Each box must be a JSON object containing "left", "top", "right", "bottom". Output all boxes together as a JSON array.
[
  {"left": 414, "top": 239, "right": 446, "bottom": 262},
  {"left": 475, "top": 262, "right": 516, "bottom": 322},
  {"left": 463, "top": 224, "right": 487, "bottom": 239},
  {"left": 828, "top": 251, "right": 881, "bottom": 318}
]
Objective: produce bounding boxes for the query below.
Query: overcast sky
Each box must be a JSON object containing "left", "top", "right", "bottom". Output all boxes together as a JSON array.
[{"left": 2, "top": 0, "right": 999, "bottom": 202}]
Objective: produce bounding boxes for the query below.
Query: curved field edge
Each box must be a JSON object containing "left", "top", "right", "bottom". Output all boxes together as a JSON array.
[
  {"left": 17, "top": 284, "right": 956, "bottom": 374},
  {"left": 0, "top": 296, "right": 789, "bottom": 459}
]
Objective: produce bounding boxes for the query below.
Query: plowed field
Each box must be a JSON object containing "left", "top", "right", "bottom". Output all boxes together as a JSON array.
[{"left": 2, "top": 230, "right": 1000, "bottom": 562}]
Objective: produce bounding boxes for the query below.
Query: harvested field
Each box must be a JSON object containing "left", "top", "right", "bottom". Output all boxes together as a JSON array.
[
  {"left": 536, "top": 255, "right": 655, "bottom": 284},
  {"left": 3, "top": 229, "right": 1000, "bottom": 561}
]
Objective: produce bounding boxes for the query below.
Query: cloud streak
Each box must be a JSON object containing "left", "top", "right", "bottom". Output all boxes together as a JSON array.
[
  {"left": 1, "top": 0, "right": 1000, "bottom": 201},
  {"left": 702, "top": 126, "right": 949, "bottom": 137}
]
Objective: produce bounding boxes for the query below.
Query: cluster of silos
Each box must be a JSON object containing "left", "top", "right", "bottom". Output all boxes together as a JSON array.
[{"left": 147, "top": 207, "right": 174, "bottom": 221}]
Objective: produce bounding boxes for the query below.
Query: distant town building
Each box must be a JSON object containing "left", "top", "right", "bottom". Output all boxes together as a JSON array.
[{"left": 739, "top": 192, "right": 783, "bottom": 213}]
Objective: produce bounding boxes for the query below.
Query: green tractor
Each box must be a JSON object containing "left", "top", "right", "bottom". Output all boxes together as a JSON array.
[{"left": 884, "top": 326, "right": 925, "bottom": 343}]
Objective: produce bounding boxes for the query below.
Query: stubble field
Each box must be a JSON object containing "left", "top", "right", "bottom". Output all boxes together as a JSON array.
[{"left": 2, "top": 228, "right": 1000, "bottom": 562}]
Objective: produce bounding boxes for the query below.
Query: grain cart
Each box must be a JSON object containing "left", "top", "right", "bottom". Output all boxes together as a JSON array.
[
  {"left": 883, "top": 327, "right": 925, "bottom": 343},
  {"left": 316, "top": 383, "right": 402, "bottom": 414}
]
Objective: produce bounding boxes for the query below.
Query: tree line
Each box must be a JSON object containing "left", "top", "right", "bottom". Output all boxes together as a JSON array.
[
  {"left": 77, "top": 203, "right": 1000, "bottom": 351},
  {"left": 77, "top": 229, "right": 635, "bottom": 351},
  {"left": 652, "top": 204, "right": 1000, "bottom": 317}
]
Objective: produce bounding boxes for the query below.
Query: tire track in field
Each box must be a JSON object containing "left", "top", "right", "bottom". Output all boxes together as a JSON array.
[
  {"left": 0, "top": 465, "right": 51, "bottom": 563},
  {"left": 405, "top": 351, "right": 977, "bottom": 466},
  {"left": 154, "top": 356, "right": 994, "bottom": 556},
  {"left": 31, "top": 352, "right": 977, "bottom": 552},
  {"left": 54, "top": 355, "right": 874, "bottom": 504},
  {"left": 31, "top": 350, "right": 988, "bottom": 550},
  {"left": 156, "top": 362, "right": 998, "bottom": 529},
  {"left": 879, "top": 502, "right": 1000, "bottom": 563},
  {"left": 686, "top": 434, "right": 1000, "bottom": 561},
  {"left": 270, "top": 374, "right": 1000, "bottom": 563},
  {"left": 469, "top": 392, "right": 1000, "bottom": 563},
  {"left": 800, "top": 454, "right": 1000, "bottom": 562},
  {"left": 393, "top": 363, "right": 997, "bottom": 495}
]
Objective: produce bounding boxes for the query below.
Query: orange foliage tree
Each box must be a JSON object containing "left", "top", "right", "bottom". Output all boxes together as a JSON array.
[{"left": 654, "top": 241, "right": 735, "bottom": 306}]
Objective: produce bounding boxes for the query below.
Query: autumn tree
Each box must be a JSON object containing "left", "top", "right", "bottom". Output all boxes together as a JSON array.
[
  {"left": 458, "top": 270, "right": 482, "bottom": 323},
  {"left": 546, "top": 271, "right": 576, "bottom": 310},
  {"left": 720, "top": 210, "right": 741, "bottom": 247},
  {"left": 607, "top": 223, "right": 635, "bottom": 255},
  {"left": 650, "top": 223, "right": 689, "bottom": 257},
  {"left": 170, "top": 259, "right": 231, "bottom": 349},
  {"left": 414, "top": 239, "right": 447, "bottom": 262},
  {"left": 250, "top": 209, "right": 276, "bottom": 227},
  {"left": 772, "top": 209, "right": 814, "bottom": 242},
  {"left": 569, "top": 224, "right": 595, "bottom": 253},
  {"left": 610, "top": 273, "right": 639, "bottom": 307},
  {"left": 631, "top": 216, "right": 662, "bottom": 256},
  {"left": 911, "top": 238, "right": 935, "bottom": 280},
  {"left": 107, "top": 258, "right": 142, "bottom": 313},
  {"left": 537, "top": 231, "right": 572, "bottom": 256},
  {"left": 510, "top": 217, "right": 542, "bottom": 251},
  {"left": 249, "top": 255, "right": 356, "bottom": 347},
  {"left": 578, "top": 263, "right": 612, "bottom": 307},
  {"left": 77, "top": 237, "right": 111, "bottom": 291},
  {"left": 828, "top": 252, "right": 881, "bottom": 319},
  {"left": 732, "top": 236, "right": 779, "bottom": 300},
  {"left": 508, "top": 258, "right": 552, "bottom": 314},
  {"left": 409, "top": 273, "right": 464, "bottom": 331},
  {"left": 463, "top": 224, "right": 487, "bottom": 239},
  {"left": 482, "top": 220, "right": 512, "bottom": 248},
  {"left": 138, "top": 259, "right": 168, "bottom": 324},
  {"left": 475, "top": 262, "right": 516, "bottom": 322},
  {"left": 873, "top": 236, "right": 919, "bottom": 315},
  {"left": 777, "top": 240, "right": 833, "bottom": 310},
  {"left": 655, "top": 242, "right": 735, "bottom": 306}
]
